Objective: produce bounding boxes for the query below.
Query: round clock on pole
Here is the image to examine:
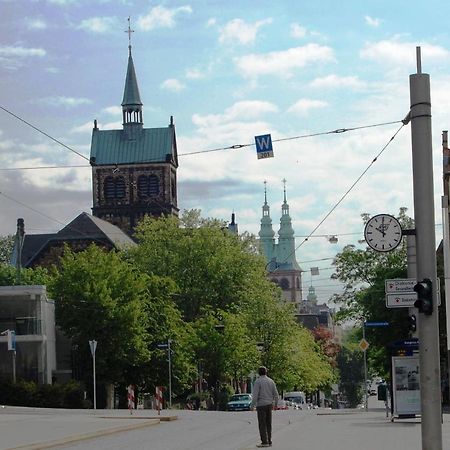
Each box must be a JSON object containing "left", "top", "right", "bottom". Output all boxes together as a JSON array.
[{"left": 364, "top": 214, "right": 403, "bottom": 252}]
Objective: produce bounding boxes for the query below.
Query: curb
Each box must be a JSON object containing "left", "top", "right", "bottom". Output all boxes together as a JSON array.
[{"left": 6, "top": 418, "right": 161, "bottom": 450}]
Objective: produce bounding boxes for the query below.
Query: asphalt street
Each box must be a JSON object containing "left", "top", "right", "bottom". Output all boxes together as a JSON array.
[{"left": 2, "top": 398, "right": 450, "bottom": 450}]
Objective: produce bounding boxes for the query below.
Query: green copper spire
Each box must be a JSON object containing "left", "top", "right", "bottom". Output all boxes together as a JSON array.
[
  {"left": 122, "top": 18, "right": 143, "bottom": 130},
  {"left": 259, "top": 181, "right": 275, "bottom": 261},
  {"left": 277, "top": 179, "right": 300, "bottom": 269}
]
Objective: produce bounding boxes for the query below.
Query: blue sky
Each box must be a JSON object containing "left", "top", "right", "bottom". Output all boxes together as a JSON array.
[{"left": 1, "top": 0, "right": 450, "bottom": 303}]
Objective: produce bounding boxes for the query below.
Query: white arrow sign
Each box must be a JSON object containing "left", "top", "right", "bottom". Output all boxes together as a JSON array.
[
  {"left": 385, "top": 279, "right": 416, "bottom": 293},
  {"left": 386, "top": 293, "right": 418, "bottom": 308}
]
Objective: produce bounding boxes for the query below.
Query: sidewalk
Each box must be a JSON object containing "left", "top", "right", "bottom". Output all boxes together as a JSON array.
[{"left": 0, "top": 406, "right": 176, "bottom": 450}]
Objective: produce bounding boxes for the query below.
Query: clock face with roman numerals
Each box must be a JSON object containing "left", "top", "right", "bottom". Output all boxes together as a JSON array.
[{"left": 364, "top": 214, "right": 403, "bottom": 252}]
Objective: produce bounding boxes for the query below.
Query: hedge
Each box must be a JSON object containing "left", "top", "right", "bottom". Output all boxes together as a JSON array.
[{"left": 0, "top": 379, "right": 86, "bottom": 408}]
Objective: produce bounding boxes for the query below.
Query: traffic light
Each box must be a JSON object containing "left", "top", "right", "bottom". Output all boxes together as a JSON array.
[
  {"left": 407, "top": 314, "right": 417, "bottom": 332},
  {"left": 414, "top": 278, "right": 433, "bottom": 315}
]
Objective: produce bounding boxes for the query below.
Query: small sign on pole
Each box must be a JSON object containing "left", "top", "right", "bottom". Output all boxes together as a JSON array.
[
  {"left": 255, "top": 134, "right": 274, "bottom": 159},
  {"left": 7, "top": 330, "right": 16, "bottom": 351}
]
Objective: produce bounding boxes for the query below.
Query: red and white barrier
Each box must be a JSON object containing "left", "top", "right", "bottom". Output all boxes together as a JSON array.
[
  {"left": 155, "top": 386, "right": 164, "bottom": 415},
  {"left": 127, "top": 385, "right": 135, "bottom": 415}
]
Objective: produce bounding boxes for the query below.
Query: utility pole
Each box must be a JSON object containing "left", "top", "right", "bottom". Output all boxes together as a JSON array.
[
  {"left": 89, "top": 340, "right": 97, "bottom": 410},
  {"left": 442, "top": 130, "right": 450, "bottom": 403},
  {"left": 410, "top": 47, "right": 442, "bottom": 450},
  {"left": 168, "top": 339, "right": 172, "bottom": 408}
]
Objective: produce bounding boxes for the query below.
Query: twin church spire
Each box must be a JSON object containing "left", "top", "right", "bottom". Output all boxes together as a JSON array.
[{"left": 259, "top": 181, "right": 300, "bottom": 271}]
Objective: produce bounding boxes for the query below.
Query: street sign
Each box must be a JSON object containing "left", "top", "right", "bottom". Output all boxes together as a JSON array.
[
  {"left": 157, "top": 343, "right": 169, "bottom": 350},
  {"left": 255, "top": 134, "right": 274, "bottom": 159},
  {"left": 386, "top": 292, "right": 418, "bottom": 308},
  {"left": 365, "top": 321, "right": 389, "bottom": 327},
  {"left": 385, "top": 278, "right": 416, "bottom": 293},
  {"left": 359, "top": 338, "right": 369, "bottom": 352}
]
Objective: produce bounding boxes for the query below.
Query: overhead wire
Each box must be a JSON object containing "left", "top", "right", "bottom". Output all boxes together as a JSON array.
[
  {"left": 268, "top": 121, "right": 407, "bottom": 275},
  {"left": 0, "top": 105, "right": 404, "bottom": 170}
]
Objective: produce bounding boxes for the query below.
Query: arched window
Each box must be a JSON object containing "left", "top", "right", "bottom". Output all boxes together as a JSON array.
[
  {"left": 148, "top": 175, "right": 159, "bottom": 195},
  {"left": 104, "top": 176, "right": 126, "bottom": 199},
  {"left": 137, "top": 175, "right": 160, "bottom": 198},
  {"left": 280, "top": 278, "right": 290, "bottom": 290}
]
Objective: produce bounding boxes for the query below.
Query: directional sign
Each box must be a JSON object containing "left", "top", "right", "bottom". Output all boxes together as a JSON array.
[
  {"left": 89, "top": 340, "right": 97, "bottom": 356},
  {"left": 365, "top": 321, "right": 389, "bottom": 327},
  {"left": 156, "top": 343, "right": 169, "bottom": 350},
  {"left": 385, "top": 279, "right": 416, "bottom": 293},
  {"left": 255, "top": 134, "right": 274, "bottom": 159},
  {"left": 386, "top": 292, "right": 418, "bottom": 308}
]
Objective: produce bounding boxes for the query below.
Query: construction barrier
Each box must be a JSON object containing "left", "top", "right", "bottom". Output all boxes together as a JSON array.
[
  {"left": 127, "top": 384, "right": 135, "bottom": 415},
  {"left": 155, "top": 386, "right": 164, "bottom": 415}
]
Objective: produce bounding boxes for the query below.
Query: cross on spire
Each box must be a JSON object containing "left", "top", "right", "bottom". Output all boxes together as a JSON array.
[
  {"left": 282, "top": 178, "right": 287, "bottom": 203},
  {"left": 264, "top": 180, "right": 267, "bottom": 204},
  {"left": 125, "top": 17, "right": 134, "bottom": 54}
]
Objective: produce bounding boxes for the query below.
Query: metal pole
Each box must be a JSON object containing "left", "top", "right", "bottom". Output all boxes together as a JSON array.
[
  {"left": 409, "top": 46, "right": 442, "bottom": 450},
  {"left": 93, "top": 351, "right": 96, "bottom": 410},
  {"left": 363, "top": 322, "right": 368, "bottom": 411},
  {"left": 407, "top": 234, "right": 419, "bottom": 338},
  {"left": 12, "top": 350, "right": 16, "bottom": 383},
  {"left": 168, "top": 339, "right": 172, "bottom": 408},
  {"left": 442, "top": 131, "right": 450, "bottom": 403}
]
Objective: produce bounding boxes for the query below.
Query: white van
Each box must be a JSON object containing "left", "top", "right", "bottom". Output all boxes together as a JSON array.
[{"left": 283, "top": 391, "right": 306, "bottom": 409}]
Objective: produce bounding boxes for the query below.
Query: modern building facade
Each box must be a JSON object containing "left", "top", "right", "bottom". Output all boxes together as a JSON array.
[
  {"left": 90, "top": 40, "right": 179, "bottom": 235},
  {"left": 0, "top": 285, "right": 56, "bottom": 384}
]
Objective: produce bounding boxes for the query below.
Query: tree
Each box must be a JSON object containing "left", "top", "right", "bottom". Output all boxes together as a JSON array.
[
  {"left": 48, "top": 245, "right": 151, "bottom": 386},
  {"left": 0, "top": 235, "right": 14, "bottom": 264},
  {"left": 129, "top": 215, "right": 268, "bottom": 321},
  {"left": 332, "top": 208, "right": 412, "bottom": 377}
]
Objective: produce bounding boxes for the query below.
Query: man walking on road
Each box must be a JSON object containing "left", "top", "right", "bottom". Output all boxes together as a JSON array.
[{"left": 252, "top": 366, "right": 279, "bottom": 448}]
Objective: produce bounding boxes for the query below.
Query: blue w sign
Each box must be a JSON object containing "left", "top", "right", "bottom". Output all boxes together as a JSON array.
[{"left": 255, "top": 134, "right": 274, "bottom": 159}]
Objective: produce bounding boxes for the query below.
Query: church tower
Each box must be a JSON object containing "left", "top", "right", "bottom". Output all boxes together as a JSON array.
[
  {"left": 258, "top": 180, "right": 302, "bottom": 307},
  {"left": 90, "top": 21, "right": 178, "bottom": 235},
  {"left": 258, "top": 181, "right": 275, "bottom": 265}
]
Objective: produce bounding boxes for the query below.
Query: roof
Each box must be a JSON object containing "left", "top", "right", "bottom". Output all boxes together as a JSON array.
[
  {"left": 122, "top": 52, "right": 142, "bottom": 108},
  {"left": 90, "top": 126, "right": 177, "bottom": 165},
  {"left": 16, "top": 213, "right": 135, "bottom": 268}
]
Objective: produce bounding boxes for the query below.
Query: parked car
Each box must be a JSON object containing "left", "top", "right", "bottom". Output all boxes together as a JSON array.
[
  {"left": 227, "top": 394, "right": 253, "bottom": 411},
  {"left": 275, "top": 399, "right": 289, "bottom": 410}
]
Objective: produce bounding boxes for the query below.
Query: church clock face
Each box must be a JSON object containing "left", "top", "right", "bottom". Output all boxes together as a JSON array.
[{"left": 364, "top": 214, "right": 402, "bottom": 252}]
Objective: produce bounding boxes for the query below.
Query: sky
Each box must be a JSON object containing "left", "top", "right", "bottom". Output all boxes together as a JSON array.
[{"left": 1, "top": 0, "right": 450, "bottom": 305}]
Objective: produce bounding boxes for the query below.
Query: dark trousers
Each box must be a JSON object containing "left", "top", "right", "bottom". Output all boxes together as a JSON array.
[{"left": 256, "top": 404, "right": 272, "bottom": 445}]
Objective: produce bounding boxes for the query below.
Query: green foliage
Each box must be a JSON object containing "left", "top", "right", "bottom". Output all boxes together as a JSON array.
[
  {"left": 48, "top": 245, "right": 151, "bottom": 385},
  {"left": 336, "top": 345, "right": 364, "bottom": 408},
  {"left": 0, "top": 263, "right": 50, "bottom": 286},
  {"left": 0, "top": 235, "right": 14, "bottom": 264},
  {"left": 0, "top": 379, "right": 85, "bottom": 408},
  {"left": 332, "top": 209, "right": 412, "bottom": 377}
]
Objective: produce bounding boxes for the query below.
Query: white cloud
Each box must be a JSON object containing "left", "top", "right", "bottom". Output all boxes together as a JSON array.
[
  {"left": 71, "top": 122, "right": 95, "bottom": 134},
  {"left": 0, "top": 46, "right": 46, "bottom": 57},
  {"left": 43, "top": 96, "right": 92, "bottom": 107},
  {"left": 310, "top": 74, "right": 366, "bottom": 90},
  {"left": 365, "top": 15, "right": 381, "bottom": 27},
  {"left": 192, "top": 100, "right": 278, "bottom": 127},
  {"left": 234, "top": 44, "right": 335, "bottom": 79},
  {"left": 219, "top": 18, "right": 272, "bottom": 45},
  {"left": 47, "top": 0, "right": 77, "bottom": 4},
  {"left": 25, "top": 18, "right": 47, "bottom": 30},
  {"left": 101, "top": 106, "right": 122, "bottom": 115},
  {"left": 161, "top": 78, "right": 186, "bottom": 92},
  {"left": 287, "top": 99, "right": 328, "bottom": 115},
  {"left": 78, "top": 16, "right": 118, "bottom": 33},
  {"left": 185, "top": 68, "right": 206, "bottom": 79},
  {"left": 137, "top": 5, "right": 192, "bottom": 31},
  {"left": 360, "top": 39, "right": 450, "bottom": 67},
  {"left": 206, "top": 18, "right": 216, "bottom": 28},
  {"left": 290, "top": 23, "right": 307, "bottom": 38}
]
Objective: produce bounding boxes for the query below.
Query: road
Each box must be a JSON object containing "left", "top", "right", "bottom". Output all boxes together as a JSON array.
[{"left": 2, "top": 398, "right": 450, "bottom": 450}]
